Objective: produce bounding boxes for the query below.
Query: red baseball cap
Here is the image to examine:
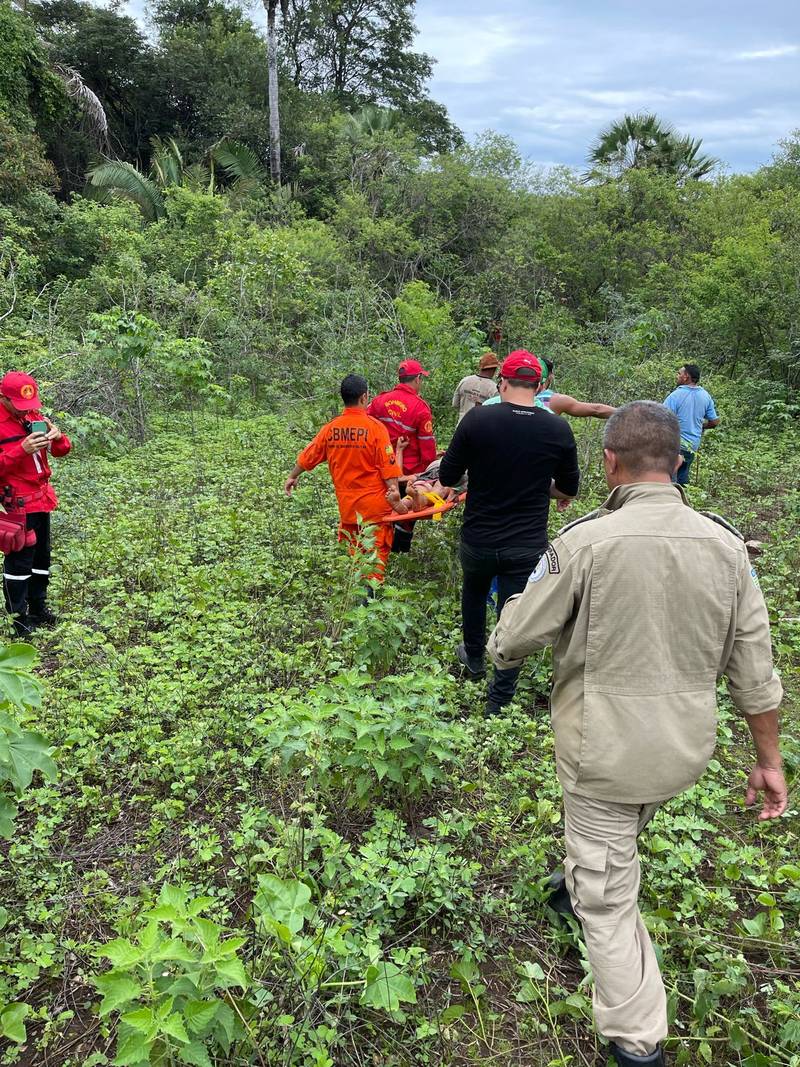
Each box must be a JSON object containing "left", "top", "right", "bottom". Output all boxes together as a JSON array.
[
  {"left": 0, "top": 372, "right": 42, "bottom": 412},
  {"left": 500, "top": 350, "right": 543, "bottom": 382},
  {"left": 398, "top": 359, "right": 429, "bottom": 378}
]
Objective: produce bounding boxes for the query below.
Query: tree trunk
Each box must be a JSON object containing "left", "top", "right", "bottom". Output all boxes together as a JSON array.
[{"left": 265, "top": 1, "right": 281, "bottom": 184}]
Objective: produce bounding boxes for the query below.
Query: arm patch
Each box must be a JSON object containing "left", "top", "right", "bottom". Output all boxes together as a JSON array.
[{"left": 545, "top": 543, "right": 560, "bottom": 574}]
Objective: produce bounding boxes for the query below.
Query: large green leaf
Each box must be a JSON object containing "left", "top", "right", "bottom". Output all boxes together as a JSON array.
[
  {"left": 254, "top": 875, "right": 312, "bottom": 934},
  {"left": 0, "top": 795, "right": 17, "bottom": 839},
  {"left": 179, "top": 1040, "right": 213, "bottom": 1067},
  {"left": 160, "top": 1011, "right": 189, "bottom": 1043},
  {"left": 0, "top": 1003, "right": 29, "bottom": 1043},
  {"left": 0, "top": 644, "right": 38, "bottom": 671},
  {"left": 94, "top": 972, "right": 142, "bottom": 1016},
  {"left": 214, "top": 957, "right": 248, "bottom": 991},
  {"left": 101, "top": 939, "right": 144, "bottom": 969},
  {"left": 1, "top": 727, "right": 56, "bottom": 791},
  {"left": 0, "top": 642, "right": 43, "bottom": 708},
  {"left": 183, "top": 999, "right": 218, "bottom": 1034},
  {"left": 87, "top": 161, "right": 166, "bottom": 222},
  {"left": 114, "top": 1028, "right": 151, "bottom": 1067},
  {"left": 361, "top": 962, "right": 416, "bottom": 1012},
  {"left": 209, "top": 139, "right": 266, "bottom": 186}
]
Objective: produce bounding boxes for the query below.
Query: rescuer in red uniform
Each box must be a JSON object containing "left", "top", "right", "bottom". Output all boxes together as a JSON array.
[
  {"left": 0, "top": 372, "right": 72, "bottom": 635},
  {"left": 367, "top": 359, "right": 437, "bottom": 476}
]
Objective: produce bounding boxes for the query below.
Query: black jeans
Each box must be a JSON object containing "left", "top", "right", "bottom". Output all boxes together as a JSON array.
[
  {"left": 3, "top": 512, "right": 52, "bottom": 622},
  {"left": 460, "top": 540, "right": 542, "bottom": 707}
]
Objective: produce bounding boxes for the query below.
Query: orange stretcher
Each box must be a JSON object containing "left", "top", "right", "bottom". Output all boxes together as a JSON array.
[{"left": 379, "top": 491, "right": 466, "bottom": 524}]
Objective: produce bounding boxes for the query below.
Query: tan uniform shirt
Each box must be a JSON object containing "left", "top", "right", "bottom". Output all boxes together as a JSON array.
[
  {"left": 452, "top": 374, "right": 498, "bottom": 421},
  {"left": 488, "top": 482, "right": 783, "bottom": 804}
]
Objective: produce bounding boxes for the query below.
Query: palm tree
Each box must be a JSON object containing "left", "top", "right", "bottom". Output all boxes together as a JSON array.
[
  {"left": 657, "top": 134, "right": 717, "bottom": 181},
  {"left": 585, "top": 113, "right": 717, "bottom": 182},
  {"left": 209, "top": 137, "right": 267, "bottom": 198},
  {"left": 9, "top": 0, "right": 110, "bottom": 148},
  {"left": 263, "top": 0, "right": 288, "bottom": 184},
  {"left": 341, "top": 105, "right": 407, "bottom": 189},
  {"left": 53, "top": 63, "right": 109, "bottom": 149},
  {"left": 342, "top": 105, "right": 400, "bottom": 144},
  {"left": 87, "top": 138, "right": 266, "bottom": 222}
]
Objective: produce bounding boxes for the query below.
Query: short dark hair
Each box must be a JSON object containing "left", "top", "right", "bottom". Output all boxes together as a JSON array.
[
  {"left": 542, "top": 358, "right": 554, "bottom": 376},
  {"left": 604, "top": 401, "right": 680, "bottom": 477},
  {"left": 340, "top": 374, "right": 368, "bottom": 405},
  {"left": 683, "top": 364, "right": 701, "bottom": 383},
  {"left": 503, "top": 377, "right": 540, "bottom": 390},
  {"left": 398, "top": 373, "right": 419, "bottom": 384}
]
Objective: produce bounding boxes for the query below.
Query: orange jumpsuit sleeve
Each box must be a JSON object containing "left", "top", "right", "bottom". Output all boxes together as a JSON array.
[
  {"left": 297, "top": 424, "right": 329, "bottom": 471},
  {"left": 372, "top": 423, "right": 402, "bottom": 480}
]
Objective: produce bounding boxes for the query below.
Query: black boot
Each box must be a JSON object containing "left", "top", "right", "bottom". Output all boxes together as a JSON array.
[
  {"left": 28, "top": 602, "right": 57, "bottom": 628},
  {"left": 607, "top": 1043, "right": 665, "bottom": 1066},
  {"left": 546, "top": 870, "right": 576, "bottom": 918},
  {"left": 391, "top": 523, "right": 414, "bottom": 553},
  {"left": 457, "top": 642, "right": 485, "bottom": 680},
  {"left": 12, "top": 615, "right": 34, "bottom": 638}
]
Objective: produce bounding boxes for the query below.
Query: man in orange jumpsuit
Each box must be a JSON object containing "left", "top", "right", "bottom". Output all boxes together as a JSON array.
[{"left": 284, "top": 374, "right": 402, "bottom": 581}]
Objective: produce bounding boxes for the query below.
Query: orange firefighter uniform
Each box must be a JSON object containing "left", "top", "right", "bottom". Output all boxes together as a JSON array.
[{"left": 296, "top": 407, "right": 401, "bottom": 579}]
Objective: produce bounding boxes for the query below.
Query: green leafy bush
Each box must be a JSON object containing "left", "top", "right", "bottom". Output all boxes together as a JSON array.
[
  {"left": 93, "top": 884, "right": 250, "bottom": 1067},
  {"left": 257, "top": 670, "right": 467, "bottom": 807}
]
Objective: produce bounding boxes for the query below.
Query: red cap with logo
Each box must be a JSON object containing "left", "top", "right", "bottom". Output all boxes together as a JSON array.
[
  {"left": 500, "top": 350, "right": 543, "bottom": 382},
  {"left": 398, "top": 359, "right": 429, "bottom": 378},
  {"left": 0, "top": 372, "right": 42, "bottom": 412}
]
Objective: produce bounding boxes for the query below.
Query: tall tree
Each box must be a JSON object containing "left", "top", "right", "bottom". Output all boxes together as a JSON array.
[
  {"left": 264, "top": 0, "right": 288, "bottom": 183},
  {"left": 151, "top": 0, "right": 271, "bottom": 161},
  {"left": 281, "top": 0, "right": 432, "bottom": 107},
  {"left": 32, "top": 0, "right": 166, "bottom": 187},
  {"left": 586, "top": 113, "right": 717, "bottom": 183}
]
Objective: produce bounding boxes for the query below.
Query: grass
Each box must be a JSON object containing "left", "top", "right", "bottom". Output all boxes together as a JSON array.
[{"left": 0, "top": 410, "right": 797, "bottom": 1066}]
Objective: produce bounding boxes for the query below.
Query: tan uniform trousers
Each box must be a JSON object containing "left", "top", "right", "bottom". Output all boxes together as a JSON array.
[{"left": 563, "top": 789, "right": 667, "bottom": 1056}]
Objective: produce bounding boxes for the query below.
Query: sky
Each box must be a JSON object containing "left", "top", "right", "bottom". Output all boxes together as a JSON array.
[
  {"left": 413, "top": 0, "right": 800, "bottom": 172},
  {"left": 125, "top": 0, "right": 799, "bottom": 174}
]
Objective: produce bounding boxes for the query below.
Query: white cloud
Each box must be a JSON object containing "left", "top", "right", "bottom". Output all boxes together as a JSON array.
[
  {"left": 735, "top": 44, "right": 799, "bottom": 59},
  {"left": 416, "top": 13, "right": 546, "bottom": 84},
  {"left": 577, "top": 88, "right": 722, "bottom": 108}
]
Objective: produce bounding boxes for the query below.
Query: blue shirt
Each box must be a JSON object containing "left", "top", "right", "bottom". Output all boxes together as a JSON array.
[
  {"left": 663, "top": 385, "right": 717, "bottom": 450},
  {"left": 483, "top": 390, "right": 554, "bottom": 411}
]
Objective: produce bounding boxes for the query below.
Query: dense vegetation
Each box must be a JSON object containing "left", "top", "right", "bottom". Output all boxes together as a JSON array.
[{"left": 0, "top": 0, "right": 798, "bottom": 1063}]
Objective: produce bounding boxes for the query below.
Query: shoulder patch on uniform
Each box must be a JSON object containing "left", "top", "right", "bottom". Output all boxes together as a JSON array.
[
  {"left": 558, "top": 507, "right": 607, "bottom": 535},
  {"left": 698, "top": 510, "right": 744, "bottom": 541},
  {"left": 528, "top": 556, "right": 548, "bottom": 584},
  {"left": 750, "top": 566, "right": 761, "bottom": 589},
  {"left": 545, "top": 543, "right": 560, "bottom": 574}
]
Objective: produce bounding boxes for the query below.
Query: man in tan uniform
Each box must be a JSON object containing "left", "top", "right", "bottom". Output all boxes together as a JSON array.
[
  {"left": 452, "top": 352, "right": 499, "bottom": 422},
  {"left": 488, "top": 401, "right": 787, "bottom": 1066}
]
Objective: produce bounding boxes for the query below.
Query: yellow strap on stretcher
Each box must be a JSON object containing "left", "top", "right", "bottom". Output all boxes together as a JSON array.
[{"left": 423, "top": 491, "right": 447, "bottom": 521}]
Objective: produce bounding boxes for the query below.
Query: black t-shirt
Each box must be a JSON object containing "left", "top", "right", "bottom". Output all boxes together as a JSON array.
[{"left": 438, "top": 402, "right": 580, "bottom": 551}]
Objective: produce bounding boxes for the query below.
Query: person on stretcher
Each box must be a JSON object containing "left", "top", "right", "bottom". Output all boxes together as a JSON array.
[{"left": 388, "top": 445, "right": 465, "bottom": 515}]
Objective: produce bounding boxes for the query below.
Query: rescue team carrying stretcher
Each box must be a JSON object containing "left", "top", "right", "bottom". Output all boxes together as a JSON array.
[
  {"left": 0, "top": 357, "right": 784, "bottom": 1067},
  {"left": 286, "top": 351, "right": 787, "bottom": 1067}
]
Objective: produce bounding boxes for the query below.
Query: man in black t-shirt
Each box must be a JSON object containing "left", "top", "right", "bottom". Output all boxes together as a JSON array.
[{"left": 439, "top": 350, "right": 580, "bottom": 714}]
